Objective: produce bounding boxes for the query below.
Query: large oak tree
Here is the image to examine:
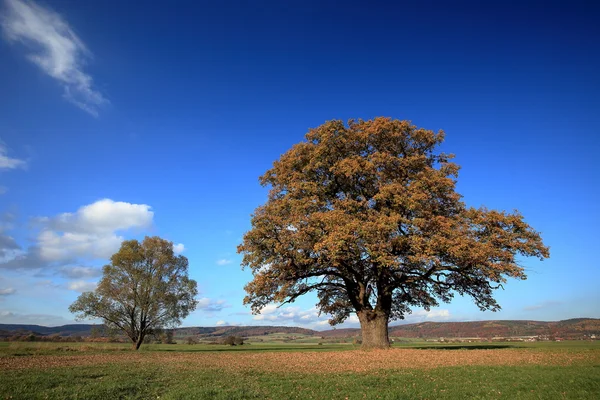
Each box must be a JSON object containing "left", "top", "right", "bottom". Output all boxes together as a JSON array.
[
  {"left": 238, "top": 118, "right": 549, "bottom": 349},
  {"left": 70, "top": 236, "right": 198, "bottom": 350}
]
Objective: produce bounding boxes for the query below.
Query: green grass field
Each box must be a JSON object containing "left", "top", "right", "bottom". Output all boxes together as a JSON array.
[{"left": 0, "top": 340, "right": 598, "bottom": 399}]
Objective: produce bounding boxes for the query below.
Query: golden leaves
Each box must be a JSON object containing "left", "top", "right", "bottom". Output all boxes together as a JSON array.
[
  {"left": 239, "top": 117, "right": 549, "bottom": 323},
  {"left": 1, "top": 347, "right": 593, "bottom": 373}
]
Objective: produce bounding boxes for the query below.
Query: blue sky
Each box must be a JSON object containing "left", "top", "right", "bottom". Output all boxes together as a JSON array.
[{"left": 0, "top": 0, "right": 598, "bottom": 329}]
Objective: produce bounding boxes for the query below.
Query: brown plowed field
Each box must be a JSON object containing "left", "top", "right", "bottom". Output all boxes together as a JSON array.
[{"left": 1, "top": 348, "right": 595, "bottom": 373}]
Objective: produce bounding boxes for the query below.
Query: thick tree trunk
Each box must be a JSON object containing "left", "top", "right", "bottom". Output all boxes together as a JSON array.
[{"left": 358, "top": 310, "right": 390, "bottom": 349}]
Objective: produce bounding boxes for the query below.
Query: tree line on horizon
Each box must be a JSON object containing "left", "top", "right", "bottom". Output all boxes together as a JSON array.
[{"left": 4, "top": 318, "right": 598, "bottom": 343}]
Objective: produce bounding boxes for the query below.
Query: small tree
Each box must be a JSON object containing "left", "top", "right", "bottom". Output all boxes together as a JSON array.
[
  {"left": 185, "top": 336, "right": 199, "bottom": 345},
  {"left": 238, "top": 118, "right": 549, "bottom": 349},
  {"left": 161, "top": 330, "right": 175, "bottom": 344},
  {"left": 90, "top": 326, "right": 102, "bottom": 339},
  {"left": 234, "top": 336, "right": 244, "bottom": 346},
  {"left": 69, "top": 236, "right": 198, "bottom": 350},
  {"left": 223, "top": 335, "right": 236, "bottom": 346}
]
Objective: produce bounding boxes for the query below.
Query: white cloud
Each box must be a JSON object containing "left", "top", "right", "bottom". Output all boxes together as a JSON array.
[
  {"left": 44, "top": 199, "right": 154, "bottom": 234},
  {"left": 259, "top": 303, "right": 278, "bottom": 315},
  {"left": 407, "top": 309, "right": 451, "bottom": 321},
  {"left": 66, "top": 280, "right": 96, "bottom": 293},
  {"left": 392, "top": 309, "right": 452, "bottom": 325},
  {"left": 0, "top": 287, "right": 16, "bottom": 295},
  {"left": 1, "top": 0, "right": 108, "bottom": 116},
  {"left": 196, "top": 297, "right": 230, "bottom": 313},
  {"left": 253, "top": 305, "right": 329, "bottom": 328},
  {"left": 0, "top": 199, "right": 154, "bottom": 270},
  {"left": 424, "top": 309, "right": 450, "bottom": 319},
  {"left": 216, "top": 259, "right": 231, "bottom": 266},
  {"left": 0, "top": 142, "right": 26, "bottom": 170},
  {"left": 215, "top": 320, "right": 228, "bottom": 326},
  {"left": 37, "top": 199, "right": 153, "bottom": 262},
  {"left": 37, "top": 229, "right": 122, "bottom": 261},
  {"left": 173, "top": 243, "right": 185, "bottom": 255}
]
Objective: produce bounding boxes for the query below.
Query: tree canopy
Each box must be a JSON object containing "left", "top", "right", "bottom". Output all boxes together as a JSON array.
[
  {"left": 69, "top": 236, "right": 198, "bottom": 350},
  {"left": 238, "top": 117, "right": 549, "bottom": 349}
]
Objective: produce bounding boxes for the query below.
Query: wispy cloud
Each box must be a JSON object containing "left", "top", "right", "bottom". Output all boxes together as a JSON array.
[
  {"left": 196, "top": 298, "right": 230, "bottom": 313},
  {"left": 0, "top": 212, "right": 21, "bottom": 261},
  {"left": 66, "top": 280, "right": 96, "bottom": 293},
  {"left": 523, "top": 301, "right": 561, "bottom": 311},
  {"left": 402, "top": 308, "right": 452, "bottom": 322},
  {"left": 1, "top": 0, "right": 108, "bottom": 116},
  {"left": 216, "top": 259, "right": 232, "bottom": 266},
  {"left": 0, "top": 233, "right": 20, "bottom": 259},
  {"left": 0, "top": 287, "right": 16, "bottom": 296},
  {"left": 0, "top": 141, "right": 26, "bottom": 170}
]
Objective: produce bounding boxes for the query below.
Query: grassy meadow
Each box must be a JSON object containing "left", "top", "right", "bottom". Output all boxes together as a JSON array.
[{"left": 0, "top": 340, "right": 598, "bottom": 399}]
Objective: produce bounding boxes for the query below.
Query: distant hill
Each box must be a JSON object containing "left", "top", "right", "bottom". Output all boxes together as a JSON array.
[
  {"left": 387, "top": 318, "right": 600, "bottom": 339},
  {"left": 0, "top": 323, "right": 316, "bottom": 339},
  {"left": 321, "top": 318, "right": 600, "bottom": 339},
  {"left": 174, "top": 325, "right": 316, "bottom": 338},
  {"left": 1, "top": 318, "right": 598, "bottom": 340},
  {"left": 0, "top": 324, "right": 101, "bottom": 338}
]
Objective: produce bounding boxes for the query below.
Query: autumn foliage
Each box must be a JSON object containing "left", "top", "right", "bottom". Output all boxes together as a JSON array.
[
  {"left": 1, "top": 347, "right": 591, "bottom": 373},
  {"left": 238, "top": 118, "right": 549, "bottom": 349}
]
